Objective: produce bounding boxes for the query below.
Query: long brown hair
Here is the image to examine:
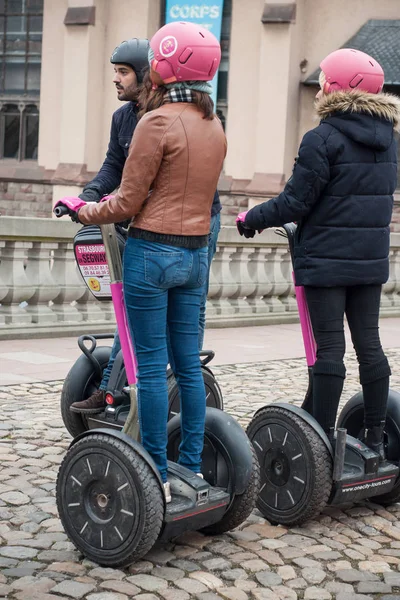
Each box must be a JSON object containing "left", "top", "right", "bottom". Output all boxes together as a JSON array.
[{"left": 137, "top": 71, "right": 215, "bottom": 120}]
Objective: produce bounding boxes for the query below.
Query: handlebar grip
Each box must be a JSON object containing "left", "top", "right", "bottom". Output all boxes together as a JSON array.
[{"left": 54, "top": 205, "right": 70, "bottom": 217}]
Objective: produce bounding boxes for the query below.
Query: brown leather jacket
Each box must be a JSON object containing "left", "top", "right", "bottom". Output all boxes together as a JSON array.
[{"left": 78, "top": 102, "right": 227, "bottom": 235}]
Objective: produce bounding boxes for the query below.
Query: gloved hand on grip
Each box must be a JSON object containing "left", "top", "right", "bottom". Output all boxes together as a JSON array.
[
  {"left": 236, "top": 211, "right": 258, "bottom": 238},
  {"left": 53, "top": 196, "right": 87, "bottom": 222}
]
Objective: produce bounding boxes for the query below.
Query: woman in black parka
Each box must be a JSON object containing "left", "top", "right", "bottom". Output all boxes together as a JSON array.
[{"left": 237, "top": 49, "right": 400, "bottom": 460}]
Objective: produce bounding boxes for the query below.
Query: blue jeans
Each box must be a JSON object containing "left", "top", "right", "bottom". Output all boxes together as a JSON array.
[
  {"left": 199, "top": 212, "right": 220, "bottom": 350},
  {"left": 123, "top": 237, "right": 208, "bottom": 482},
  {"left": 100, "top": 211, "right": 221, "bottom": 389}
]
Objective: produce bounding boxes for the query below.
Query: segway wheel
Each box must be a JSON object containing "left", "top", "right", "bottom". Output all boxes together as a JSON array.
[
  {"left": 201, "top": 444, "right": 260, "bottom": 535},
  {"left": 167, "top": 408, "right": 260, "bottom": 535},
  {"left": 61, "top": 346, "right": 111, "bottom": 438},
  {"left": 56, "top": 432, "right": 163, "bottom": 567},
  {"left": 167, "top": 366, "right": 223, "bottom": 420},
  {"left": 338, "top": 390, "right": 400, "bottom": 506},
  {"left": 247, "top": 406, "right": 332, "bottom": 526}
]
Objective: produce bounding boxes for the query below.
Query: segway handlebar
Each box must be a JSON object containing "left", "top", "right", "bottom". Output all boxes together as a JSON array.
[{"left": 54, "top": 205, "right": 70, "bottom": 217}]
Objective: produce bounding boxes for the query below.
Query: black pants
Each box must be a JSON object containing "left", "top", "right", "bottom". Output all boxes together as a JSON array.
[{"left": 305, "top": 285, "right": 391, "bottom": 432}]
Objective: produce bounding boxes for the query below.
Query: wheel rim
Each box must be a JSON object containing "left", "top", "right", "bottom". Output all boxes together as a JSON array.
[
  {"left": 252, "top": 421, "right": 309, "bottom": 514},
  {"left": 60, "top": 446, "right": 143, "bottom": 555}
]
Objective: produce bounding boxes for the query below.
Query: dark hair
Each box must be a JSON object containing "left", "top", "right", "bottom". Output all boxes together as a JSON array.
[{"left": 137, "top": 71, "right": 215, "bottom": 120}]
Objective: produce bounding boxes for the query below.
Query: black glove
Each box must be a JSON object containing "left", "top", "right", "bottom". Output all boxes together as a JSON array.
[
  {"left": 79, "top": 188, "right": 102, "bottom": 203},
  {"left": 236, "top": 220, "right": 257, "bottom": 238}
]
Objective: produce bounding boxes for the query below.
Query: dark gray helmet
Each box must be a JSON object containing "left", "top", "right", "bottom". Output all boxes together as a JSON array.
[{"left": 110, "top": 38, "right": 149, "bottom": 83}]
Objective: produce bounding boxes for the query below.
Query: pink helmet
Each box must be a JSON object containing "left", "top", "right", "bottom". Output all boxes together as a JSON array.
[
  {"left": 320, "top": 48, "right": 384, "bottom": 94},
  {"left": 149, "top": 21, "right": 221, "bottom": 84}
]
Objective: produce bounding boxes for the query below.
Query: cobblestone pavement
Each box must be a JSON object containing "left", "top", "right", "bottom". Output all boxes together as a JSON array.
[{"left": 1, "top": 350, "right": 400, "bottom": 600}]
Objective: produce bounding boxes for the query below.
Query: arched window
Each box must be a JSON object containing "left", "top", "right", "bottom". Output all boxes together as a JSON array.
[{"left": 0, "top": 0, "right": 43, "bottom": 161}]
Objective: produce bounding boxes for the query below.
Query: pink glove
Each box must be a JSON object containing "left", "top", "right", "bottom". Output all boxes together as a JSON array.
[
  {"left": 99, "top": 194, "right": 115, "bottom": 203},
  {"left": 236, "top": 211, "right": 248, "bottom": 224},
  {"left": 53, "top": 196, "right": 87, "bottom": 221}
]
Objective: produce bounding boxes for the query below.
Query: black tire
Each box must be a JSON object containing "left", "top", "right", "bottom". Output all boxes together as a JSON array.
[
  {"left": 201, "top": 444, "right": 260, "bottom": 535},
  {"left": 167, "top": 366, "right": 223, "bottom": 420},
  {"left": 338, "top": 391, "right": 400, "bottom": 506},
  {"left": 247, "top": 406, "right": 332, "bottom": 526},
  {"left": 167, "top": 409, "right": 259, "bottom": 535},
  {"left": 56, "top": 432, "right": 163, "bottom": 567},
  {"left": 61, "top": 346, "right": 112, "bottom": 438}
]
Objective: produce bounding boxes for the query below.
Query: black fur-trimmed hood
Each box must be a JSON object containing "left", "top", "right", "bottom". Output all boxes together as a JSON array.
[{"left": 316, "top": 90, "right": 400, "bottom": 150}]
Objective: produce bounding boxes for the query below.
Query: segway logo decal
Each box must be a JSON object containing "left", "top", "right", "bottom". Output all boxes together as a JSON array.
[
  {"left": 342, "top": 474, "right": 394, "bottom": 493},
  {"left": 160, "top": 36, "right": 178, "bottom": 57}
]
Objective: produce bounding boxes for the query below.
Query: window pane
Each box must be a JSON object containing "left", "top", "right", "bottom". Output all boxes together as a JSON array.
[
  {"left": 4, "top": 112, "right": 20, "bottom": 158},
  {"left": 27, "top": 0, "right": 43, "bottom": 14},
  {"left": 27, "top": 59, "right": 40, "bottom": 90},
  {"left": 0, "top": 1, "right": 5, "bottom": 14},
  {"left": 29, "top": 15, "right": 42, "bottom": 32},
  {"left": 8, "top": 0, "right": 23, "bottom": 12},
  {"left": 4, "top": 59, "right": 24, "bottom": 91},
  {"left": 28, "top": 38, "right": 40, "bottom": 54},
  {"left": 24, "top": 111, "right": 39, "bottom": 159},
  {"left": 6, "top": 15, "right": 24, "bottom": 33},
  {"left": 6, "top": 36, "right": 26, "bottom": 53}
]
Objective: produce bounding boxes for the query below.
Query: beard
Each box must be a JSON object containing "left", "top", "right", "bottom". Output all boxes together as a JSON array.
[{"left": 116, "top": 83, "right": 138, "bottom": 101}]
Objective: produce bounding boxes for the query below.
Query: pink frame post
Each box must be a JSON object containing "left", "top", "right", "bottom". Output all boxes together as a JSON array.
[
  {"left": 110, "top": 282, "right": 137, "bottom": 385},
  {"left": 293, "top": 273, "right": 317, "bottom": 367}
]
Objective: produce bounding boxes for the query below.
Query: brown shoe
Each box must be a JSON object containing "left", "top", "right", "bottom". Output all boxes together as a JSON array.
[{"left": 70, "top": 389, "right": 107, "bottom": 414}]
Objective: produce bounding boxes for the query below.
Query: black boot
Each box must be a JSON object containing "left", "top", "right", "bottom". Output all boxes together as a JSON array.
[{"left": 363, "top": 421, "right": 386, "bottom": 462}]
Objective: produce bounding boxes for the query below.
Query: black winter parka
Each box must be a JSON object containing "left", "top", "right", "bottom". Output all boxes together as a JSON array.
[{"left": 245, "top": 90, "right": 400, "bottom": 287}]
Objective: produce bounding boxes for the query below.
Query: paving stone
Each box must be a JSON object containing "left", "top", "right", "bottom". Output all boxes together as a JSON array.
[
  {"left": 175, "top": 577, "right": 208, "bottom": 594},
  {"left": 221, "top": 568, "right": 248, "bottom": 581},
  {"left": 127, "top": 574, "right": 169, "bottom": 592},
  {"left": 50, "top": 580, "right": 96, "bottom": 598},
  {"left": 0, "top": 546, "right": 38, "bottom": 559},
  {"left": 336, "top": 595, "right": 373, "bottom": 600},
  {"left": 217, "top": 587, "right": 248, "bottom": 600},
  {"left": 168, "top": 559, "right": 200, "bottom": 572},
  {"left": 241, "top": 559, "right": 269, "bottom": 572},
  {"left": 86, "top": 594, "right": 129, "bottom": 600},
  {"left": 324, "top": 582, "right": 354, "bottom": 594},
  {"left": 336, "top": 569, "right": 379, "bottom": 582},
  {"left": 255, "top": 571, "right": 283, "bottom": 586},
  {"left": 270, "top": 586, "right": 298, "bottom": 599},
  {"left": 189, "top": 571, "right": 223, "bottom": 589},
  {"left": 160, "top": 590, "right": 190, "bottom": 600},
  {"left": 88, "top": 568, "right": 125, "bottom": 580},
  {"left": 277, "top": 566, "right": 296, "bottom": 580},
  {"left": 202, "top": 557, "right": 232, "bottom": 570},
  {"left": 234, "top": 580, "right": 258, "bottom": 591},
  {"left": 100, "top": 580, "right": 141, "bottom": 596},
  {"left": 151, "top": 566, "right": 185, "bottom": 581},
  {"left": 301, "top": 567, "right": 326, "bottom": 584},
  {"left": 0, "top": 583, "right": 12, "bottom": 596},
  {"left": 357, "top": 581, "right": 392, "bottom": 593},
  {"left": 304, "top": 587, "right": 332, "bottom": 599},
  {"left": 128, "top": 560, "right": 154, "bottom": 574},
  {"left": 287, "top": 578, "right": 307, "bottom": 589},
  {"left": 383, "top": 571, "right": 400, "bottom": 585}
]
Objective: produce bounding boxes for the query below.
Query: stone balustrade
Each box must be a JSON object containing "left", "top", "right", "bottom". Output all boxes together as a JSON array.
[{"left": 1, "top": 216, "right": 400, "bottom": 339}]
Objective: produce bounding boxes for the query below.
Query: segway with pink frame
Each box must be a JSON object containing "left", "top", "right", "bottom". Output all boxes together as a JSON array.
[
  {"left": 54, "top": 205, "right": 259, "bottom": 567},
  {"left": 247, "top": 223, "right": 400, "bottom": 526}
]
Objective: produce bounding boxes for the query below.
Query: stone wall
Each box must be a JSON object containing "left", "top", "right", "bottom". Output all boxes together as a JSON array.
[
  {"left": 0, "top": 181, "right": 53, "bottom": 218},
  {"left": 1, "top": 178, "right": 400, "bottom": 231}
]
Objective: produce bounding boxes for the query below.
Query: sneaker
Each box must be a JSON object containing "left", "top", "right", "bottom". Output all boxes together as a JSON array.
[
  {"left": 163, "top": 481, "right": 171, "bottom": 503},
  {"left": 197, "top": 473, "right": 204, "bottom": 479},
  {"left": 70, "top": 389, "right": 107, "bottom": 414}
]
